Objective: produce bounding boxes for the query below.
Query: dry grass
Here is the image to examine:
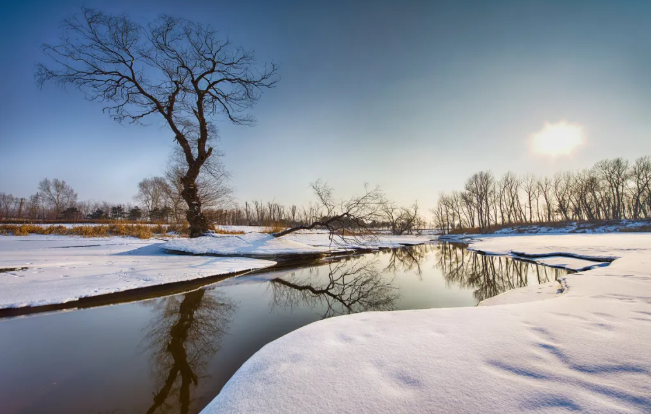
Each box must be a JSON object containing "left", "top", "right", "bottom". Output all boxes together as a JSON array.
[
  {"left": 0, "top": 223, "right": 257, "bottom": 238},
  {"left": 211, "top": 227, "right": 246, "bottom": 235},
  {"left": 0, "top": 224, "right": 175, "bottom": 239},
  {"left": 261, "top": 222, "right": 287, "bottom": 234}
]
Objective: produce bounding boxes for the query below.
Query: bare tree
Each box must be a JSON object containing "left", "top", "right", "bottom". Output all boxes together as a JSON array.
[
  {"left": 0, "top": 193, "right": 16, "bottom": 219},
  {"left": 383, "top": 201, "right": 422, "bottom": 235},
  {"left": 37, "top": 178, "right": 78, "bottom": 219},
  {"left": 537, "top": 176, "right": 554, "bottom": 222},
  {"left": 596, "top": 158, "right": 630, "bottom": 220},
  {"left": 165, "top": 148, "right": 233, "bottom": 223},
  {"left": 464, "top": 171, "right": 495, "bottom": 231},
  {"left": 630, "top": 156, "right": 651, "bottom": 219},
  {"left": 522, "top": 174, "right": 539, "bottom": 223},
  {"left": 134, "top": 177, "right": 170, "bottom": 216},
  {"left": 36, "top": 8, "right": 278, "bottom": 236},
  {"left": 273, "top": 180, "right": 386, "bottom": 243}
]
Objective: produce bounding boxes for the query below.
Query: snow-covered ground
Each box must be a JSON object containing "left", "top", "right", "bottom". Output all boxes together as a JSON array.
[
  {"left": 0, "top": 230, "right": 433, "bottom": 310},
  {"left": 203, "top": 233, "right": 651, "bottom": 414},
  {"left": 0, "top": 235, "right": 275, "bottom": 309},
  {"left": 480, "top": 219, "right": 651, "bottom": 235},
  {"left": 164, "top": 232, "right": 333, "bottom": 257},
  {"left": 215, "top": 225, "right": 441, "bottom": 236},
  {"left": 164, "top": 232, "right": 434, "bottom": 257},
  {"left": 283, "top": 231, "right": 433, "bottom": 249}
]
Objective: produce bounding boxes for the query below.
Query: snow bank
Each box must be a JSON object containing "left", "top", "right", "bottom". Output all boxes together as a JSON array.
[
  {"left": 203, "top": 233, "right": 651, "bottom": 414},
  {"left": 490, "top": 219, "right": 651, "bottom": 235},
  {"left": 164, "top": 232, "right": 433, "bottom": 257},
  {"left": 163, "top": 233, "right": 332, "bottom": 257},
  {"left": 0, "top": 235, "right": 275, "bottom": 309},
  {"left": 284, "top": 232, "right": 433, "bottom": 250}
]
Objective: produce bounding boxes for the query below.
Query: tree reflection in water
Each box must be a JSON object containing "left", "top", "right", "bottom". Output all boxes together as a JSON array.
[
  {"left": 383, "top": 245, "right": 428, "bottom": 277},
  {"left": 435, "top": 242, "right": 568, "bottom": 302},
  {"left": 141, "top": 289, "right": 236, "bottom": 414},
  {"left": 269, "top": 257, "right": 400, "bottom": 318},
  {"left": 270, "top": 243, "right": 568, "bottom": 317}
]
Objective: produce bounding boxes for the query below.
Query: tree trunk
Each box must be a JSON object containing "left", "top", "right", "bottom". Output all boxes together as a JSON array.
[{"left": 181, "top": 172, "right": 209, "bottom": 238}]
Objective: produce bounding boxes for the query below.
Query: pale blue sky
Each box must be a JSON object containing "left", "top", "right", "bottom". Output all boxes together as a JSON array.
[{"left": 2, "top": 0, "right": 651, "bottom": 209}]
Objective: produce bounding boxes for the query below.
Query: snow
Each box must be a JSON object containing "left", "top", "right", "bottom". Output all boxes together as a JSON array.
[
  {"left": 163, "top": 232, "right": 434, "bottom": 258},
  {"left": 0, "top": 230, "right": 433, "bottom": 310},
  {"left": 163, "top": 233, "right": 332, "bottom": 257},
  {"left": 489, "top": 219, "right": 651, "bottom": 235},
  {"left": 0, "top": 235, "right": 275, "bottom": 309},
  {"left": 203, "top": 233, "right": 651, "bottom": 414},
  {"left": 283, "top": 232, "right": 433, "bottom": 249}
]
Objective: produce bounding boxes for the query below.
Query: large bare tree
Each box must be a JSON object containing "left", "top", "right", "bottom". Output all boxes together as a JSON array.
[{"left": 36, "top": 8, "right": 278, "bottom": 236}]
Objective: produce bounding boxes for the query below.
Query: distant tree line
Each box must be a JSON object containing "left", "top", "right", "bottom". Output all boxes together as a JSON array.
[
  {"left": 432, "top": 156, "right": 651, "bottom": 233},
  {"left": 1, "top": 176, "right": 427, "bottom": 236},
  {"left": 1, "top": 151, "right": 235, "bottom": 224},
  {"left": 0, "top": 178, "right": 148, "bottom": 222}
]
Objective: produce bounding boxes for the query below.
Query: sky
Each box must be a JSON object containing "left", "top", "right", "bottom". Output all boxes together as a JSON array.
[{"left": 2, "top": 0, "right": 651, "bottom": 210}]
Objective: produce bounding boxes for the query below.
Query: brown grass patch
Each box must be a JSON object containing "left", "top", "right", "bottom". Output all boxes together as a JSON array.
[
  {"left": 212, "top": 227, "right": 246, "bottom": 235},
  {"left": 0, "top": 224, "right": 173, "bottom": 239},
  {"left": 261, "top": 222, "right": 287, "bottom": 234}
]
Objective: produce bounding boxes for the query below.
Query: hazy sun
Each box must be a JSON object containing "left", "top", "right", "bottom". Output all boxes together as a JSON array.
[{"left": 530, "top": 121, "right": 585, "bottom": 157}]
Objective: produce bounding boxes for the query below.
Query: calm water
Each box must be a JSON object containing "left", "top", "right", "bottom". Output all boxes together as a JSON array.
[{"left": 0, "top": 243, "right": 568, "bottom": 414}]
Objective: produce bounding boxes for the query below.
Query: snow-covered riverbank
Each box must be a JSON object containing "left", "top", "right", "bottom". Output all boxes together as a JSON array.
[
  {"left": 0, "top": 235, "right": 275, "bottom": 309},
  {"left": 203, "top": 233, "right": 651, "bottom": 414},
  {"left": 163, "top": 232, "right": 433, "bottom": 257},
  {"left": 0, "top": 231, "right": 433, "bottom": 310}
]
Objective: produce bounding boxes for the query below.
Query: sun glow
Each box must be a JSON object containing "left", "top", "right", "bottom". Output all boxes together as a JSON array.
[{"left": 530, "top": 121, "right": 586, "bottom": 157}]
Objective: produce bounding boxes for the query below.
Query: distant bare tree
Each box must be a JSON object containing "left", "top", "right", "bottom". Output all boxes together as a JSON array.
[
  {"left": 36, "top": 8, "right": 278, "bottom": 236},
  {"left": 37, "top": 178, "right": 78, "bottom": 219},
  {"left": 273, "top": 180, "right": 386, "bottom": 244},
  {"left": 383, "top": 201, "right": 422, "bottom": 235},
  {"left": 537, "top": 177, "right": 554, "bottom": 222},
  {"left": 0, "top": 193, "right": 16, "bottom": 219},
  {"left": 596, "top": 158, "right": 630, "bottom": 220},
  {"left": 630, "top": 156, "right": 651, "bottom": 219},
  {"left": 464, "top": 171, "right": 495, "bottom": 231},
  {"left": 135, "top": 177, "right": 169, "bottom": 217}
]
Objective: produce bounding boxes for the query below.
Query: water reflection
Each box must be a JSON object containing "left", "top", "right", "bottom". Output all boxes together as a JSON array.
[
  {"left": 141, "top": 290, "right": 236, "bottom": 414},
  {"left": 270, "top": 243, "right": 569, "bottom": 318},
  {"left": 435, "top": 243, "right": 567, "bottom": 302},
  {"left": 384, "top": 245, "right": 427, "bottom": 277},
  {"left": 269, "top": 257, "right": 400, "bottom": 318},
  {"left": 0, "top": 243, "right": 574, "bottom": 414}
]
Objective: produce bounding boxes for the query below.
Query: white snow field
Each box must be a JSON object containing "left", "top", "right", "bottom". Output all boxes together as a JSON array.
[
  {"left": 163, "top": 232, "right": 333, "bottom": 257},
  {"left": 164, "top": 231, "right": 433, "bottom": 256},
  {"left": 0, "top": 230, "right": 431, "bottom": 310},
  {"left": 202, "top": 233, "right": 651, "bottom": 414},
  {"left": 0, "top": 235, "right": 275, "bottom": 309},
  {"left": 283, "top": 231, "right": 433, "bottom": 249}
]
